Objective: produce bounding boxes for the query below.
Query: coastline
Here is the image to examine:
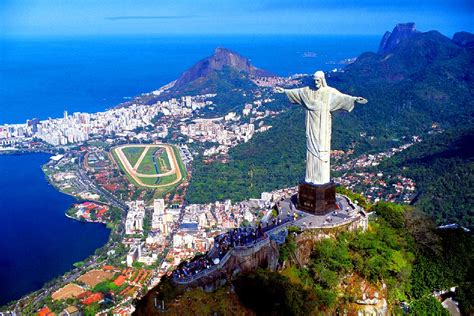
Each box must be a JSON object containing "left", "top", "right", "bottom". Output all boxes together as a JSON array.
[
  {"left": 64, "top": 212, "right": 108, "bottom": 226},
  {"left": 0, "top": 149, "right": 54, "bottom": 156}
]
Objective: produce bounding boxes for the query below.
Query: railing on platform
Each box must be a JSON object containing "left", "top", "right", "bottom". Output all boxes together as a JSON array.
[{"left": 173, "top": 237, "right": 271, "bottom": 285}]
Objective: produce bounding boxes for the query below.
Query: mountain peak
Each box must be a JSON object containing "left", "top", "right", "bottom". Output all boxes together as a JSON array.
[
  {"left": 174, "top": 47, "right": 272, "bottom": 88},
  {"left": 214, "top": 47, "right": 232, "bottom": 54},
  {"left": 378, "top": 22, "right": 419, "bottom": 55},
  {"left": 452, "top": 31, "right": 474, "bottom": 48}
]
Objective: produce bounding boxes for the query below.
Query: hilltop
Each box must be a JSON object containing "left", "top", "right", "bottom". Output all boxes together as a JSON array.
[
  {"left": 174, "top": 47, "right": 272, "bottom": 88},
  {"left": 378, "top": 22, "right": 419, "bottom": 55},
  {"left": 151, "top": 47, "right": 273, "bottom": 116}
]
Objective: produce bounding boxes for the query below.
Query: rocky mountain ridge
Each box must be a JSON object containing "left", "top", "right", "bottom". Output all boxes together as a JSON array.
[
  {"left": 378, "top": 22, "right": 419, "bottom": 55},
  {"left": 174, "top": 47, "right": 272, "bottom": 89},
  {"left": 152, "top": 47, "right": 274, "bottom": 116}
]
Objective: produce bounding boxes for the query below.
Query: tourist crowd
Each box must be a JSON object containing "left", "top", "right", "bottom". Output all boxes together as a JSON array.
[
  {"left": 173, "top": 225, "right": 266, "bottom": 281},
  {"left": 172, "top": 206, "right": 304, "bottom": 282}
]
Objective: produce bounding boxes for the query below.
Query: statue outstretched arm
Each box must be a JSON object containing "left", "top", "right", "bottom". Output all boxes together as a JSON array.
[
  {"left": 330, "top": 90, "right": 368, "bottom": 112},
  {"left": 275, "top": 87, "right": 304, "bottom": 105},
  {"left": 355, "top": 97, "right": 368, "bottom": 104}
]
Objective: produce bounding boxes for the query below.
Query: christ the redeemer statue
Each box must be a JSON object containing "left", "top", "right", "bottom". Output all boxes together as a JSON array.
[{"left": 276, "top": 71, "right": 367, "bottom": 185}]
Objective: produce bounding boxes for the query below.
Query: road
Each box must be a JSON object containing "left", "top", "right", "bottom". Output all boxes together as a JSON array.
[{"left": 77, "top": 154, "right": 129, "bottom": 210}]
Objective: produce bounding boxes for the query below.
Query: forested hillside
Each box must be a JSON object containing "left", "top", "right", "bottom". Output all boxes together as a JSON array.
[
  {"left": 233, "top": 203, "right": 474, "bottom": 315},
  {"left": 380, "top": 127, "right": 474, "bottom": 228}
]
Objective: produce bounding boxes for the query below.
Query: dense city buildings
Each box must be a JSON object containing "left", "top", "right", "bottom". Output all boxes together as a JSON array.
[
  {"left": 0, "top": 94, "right": 215, "bottom": 147},
  {"left": 125, "top": 201, "right": 145, "bottom": 235}
]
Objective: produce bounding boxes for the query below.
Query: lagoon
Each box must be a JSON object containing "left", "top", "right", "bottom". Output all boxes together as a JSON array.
[{"left": 0, "top": 153, "right": 110, "bottom": 305}]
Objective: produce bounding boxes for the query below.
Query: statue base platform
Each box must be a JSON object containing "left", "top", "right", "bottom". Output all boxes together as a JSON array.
[{"left": 297, "top": 181, "right": 337, "bottom": 215}]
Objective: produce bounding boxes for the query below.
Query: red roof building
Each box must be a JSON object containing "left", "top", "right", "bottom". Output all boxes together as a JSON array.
[
  {"left": 38, "top": 306, "right": 55, "bottom": 316},
  {"left": 113, "top": 275, "right": 127, "bottom": 287},
  {"left": 82, "top": 293, "right": 104, "bottom": 305}
]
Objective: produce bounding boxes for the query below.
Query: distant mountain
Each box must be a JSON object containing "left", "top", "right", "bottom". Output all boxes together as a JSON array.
[
  {"left": 329, "top": 26, "right": 473, "bottom": 135},
  {"left": 174, "top": 47, "right": 272, "bottom": 88},
  {"left": 345, "top": 27, "right": 470, "bottom": 83},
  {"left": 378, "top": 22, "right": 419, "bottom": 55},
  {"left": 155, "top": 48, "right": 273, "bottom": 116},
  {"left": 188, "top": 24, "right": 474, "bottom": 228},
  {"left": 452, "top": 31, "right": 474, "bottom": 48}
]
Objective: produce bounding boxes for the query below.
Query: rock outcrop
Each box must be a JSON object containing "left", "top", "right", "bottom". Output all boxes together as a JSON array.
[
  {"left": 294, "top": 216, "right": 368, "bottom": 266},
  {"left": 377, "top": 23, "right": 419, "bottom": 55},
  {"left": 452, "top": 31, "right": 474, "bottom": 48}
]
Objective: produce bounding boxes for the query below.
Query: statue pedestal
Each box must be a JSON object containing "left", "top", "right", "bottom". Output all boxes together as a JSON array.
[{"left": 297, "top": 181, "right": 337, "bottom": 215}]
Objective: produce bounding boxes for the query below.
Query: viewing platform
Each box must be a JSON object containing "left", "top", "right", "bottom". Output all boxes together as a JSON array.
[{"left": 171, "top": 194, "right": 367, "bottom": 287}]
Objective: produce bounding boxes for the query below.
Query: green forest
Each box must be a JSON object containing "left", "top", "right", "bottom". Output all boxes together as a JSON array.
[{"left": 380, "top": 127, "right": 474, "bottom": 228}]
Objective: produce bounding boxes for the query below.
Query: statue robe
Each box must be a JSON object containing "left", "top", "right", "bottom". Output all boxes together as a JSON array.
[{"left": 284, "top": 86, "right": 356, "bottom": 184}]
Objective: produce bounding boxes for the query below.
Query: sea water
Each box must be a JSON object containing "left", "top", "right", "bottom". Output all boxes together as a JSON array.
[{"left": 0, "top": 34, "right": 379, "bottom": 124}]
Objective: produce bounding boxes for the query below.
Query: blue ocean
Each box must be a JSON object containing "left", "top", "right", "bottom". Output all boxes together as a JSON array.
[
  {"left": 0, "top": 35, "right": 379, "bottom": 124},
  {"left": 0, "top": 35, "right": 379, "bottom": 304}
]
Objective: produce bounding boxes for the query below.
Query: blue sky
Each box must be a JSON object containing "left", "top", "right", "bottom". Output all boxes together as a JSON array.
[{"left": 1, "top": 0, "right": 472, "bottom": 37}]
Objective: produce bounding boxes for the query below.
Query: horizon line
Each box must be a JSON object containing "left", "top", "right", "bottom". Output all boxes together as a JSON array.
[
  {"left": 106, "top": 15, "right": 198, "bottom": 21},
  {"left": 2, "top": 28, "right": 466, "bottom": 39}
]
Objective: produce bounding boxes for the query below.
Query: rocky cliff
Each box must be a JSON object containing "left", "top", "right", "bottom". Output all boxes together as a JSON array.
[
  {"left": 377, "top": 22, "right": 419, "bottom": 55},
  {"left": 452, "top": 31, "right": 474, "bottom": 48},
  {"left": 133, "top": 238, "right": 279, "bottom": 315}
]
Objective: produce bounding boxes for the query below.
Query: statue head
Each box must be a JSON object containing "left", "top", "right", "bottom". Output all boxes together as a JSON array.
[{"left": 314, "top": 71, "right": 327, "bottom": 89}]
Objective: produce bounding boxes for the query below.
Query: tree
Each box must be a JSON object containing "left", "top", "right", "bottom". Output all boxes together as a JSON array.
[
  {"left": 132, "top": 261, "right": 145, "bottom": 269},
  {"left": 410, "top": 256, "right": 446, "bottom": 299},
  {"left": 373, "top": 201, "right": 405, "bottom": 229},
  {"left": 455, "top": 282, "right": 474, "bottom": 315},
  {"left": 404, "top": 209, "right": 442, "bottom": 255},
  {"left": 279, "top": 236, "right": 297, "bottom": 263},
  {"left": 73, "top": 261, "right": 85, "bottom": 268},
  {"left": 410, "top": 296, "right": 448, "bottom": 316},
  {"left": 93, "top": 280, "right": 118, "bottom": 294},
  {"left": 84, "top": 302, "right": 100, "bottom": 316}
]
